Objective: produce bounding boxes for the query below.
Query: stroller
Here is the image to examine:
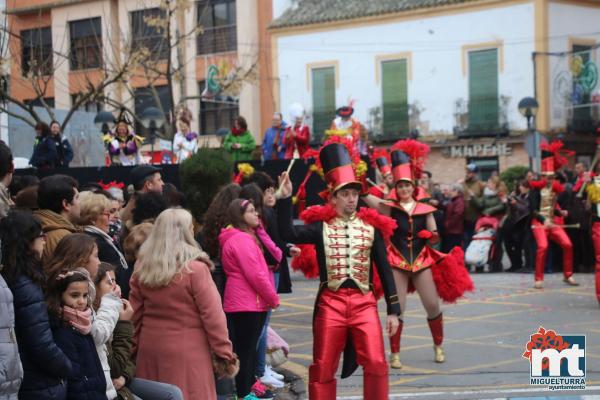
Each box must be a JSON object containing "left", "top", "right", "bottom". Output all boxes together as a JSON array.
[{"left": 465, "top": 216, "right": 503, "bottom": 272}]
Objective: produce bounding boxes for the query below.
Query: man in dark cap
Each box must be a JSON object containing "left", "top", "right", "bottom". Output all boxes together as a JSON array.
[{"left": 130, "top": 165, "right": 164, "bottom": 193}]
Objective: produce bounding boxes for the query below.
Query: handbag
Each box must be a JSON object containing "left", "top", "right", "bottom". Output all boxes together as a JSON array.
[{"left": 266, "top": 348, "right": 287, "bottom": 368}]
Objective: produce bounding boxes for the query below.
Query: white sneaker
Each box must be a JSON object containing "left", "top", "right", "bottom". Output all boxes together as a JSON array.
[
  {"left": 266, "top": 365, "right": 284, "bottom": 381},
  {"left": 260, "top": 373, "right": 285, "bottom": 389}
]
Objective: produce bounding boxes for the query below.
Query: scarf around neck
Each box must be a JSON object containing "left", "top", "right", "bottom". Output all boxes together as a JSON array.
[{"left": 62, "top": 305, "right": 92, "bottom": 335}]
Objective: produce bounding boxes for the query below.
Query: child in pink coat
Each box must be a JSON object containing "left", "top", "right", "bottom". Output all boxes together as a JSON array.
[{"left": 219, "top": 199, "right": 280, "bottom": 399}]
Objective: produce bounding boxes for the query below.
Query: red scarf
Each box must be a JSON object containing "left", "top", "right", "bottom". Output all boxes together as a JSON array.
[
  {"left": 231, "top": 127, "right": 245, "bottom": 136},
  {"left": 62, "top": 306, "right": 92, "bottom": 335}
]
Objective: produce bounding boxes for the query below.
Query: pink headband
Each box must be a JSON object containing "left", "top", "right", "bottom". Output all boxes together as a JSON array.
[{"left": 241, "top": 199, "right": 250, "bottom": 209}]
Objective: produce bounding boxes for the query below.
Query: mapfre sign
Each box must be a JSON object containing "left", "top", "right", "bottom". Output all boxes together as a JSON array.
[{"left": 449, "top": 143, "right": 512, "bottom": 158}]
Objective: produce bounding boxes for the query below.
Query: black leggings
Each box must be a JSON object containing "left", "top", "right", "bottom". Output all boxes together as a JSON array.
[{"left": 227, "top": 311, "right": 267, "bottom": 397}]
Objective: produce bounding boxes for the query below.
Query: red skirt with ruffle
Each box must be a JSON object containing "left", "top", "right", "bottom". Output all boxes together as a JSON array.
[{"left": 387, "top": 244, "right": 474, "bottom": 303}]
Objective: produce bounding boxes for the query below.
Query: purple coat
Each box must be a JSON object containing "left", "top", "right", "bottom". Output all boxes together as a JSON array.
[{"left": 219, "top": 227, "right": 280, "bottom": 313}]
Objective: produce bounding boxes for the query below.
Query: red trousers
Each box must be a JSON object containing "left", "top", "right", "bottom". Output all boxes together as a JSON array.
[
  {"left": 592, "top": 222, "right": 600, "bottom": 305},
  {"left": 309, "top": 288, "right": 388, "bottom": 400},
  {"left": 531, "top": 219, "right": 573, "bottom": 282}
]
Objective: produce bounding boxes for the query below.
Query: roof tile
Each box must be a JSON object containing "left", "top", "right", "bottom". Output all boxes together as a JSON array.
[{"left": 271, "top": 0, "right": 477, "bottom": 29}]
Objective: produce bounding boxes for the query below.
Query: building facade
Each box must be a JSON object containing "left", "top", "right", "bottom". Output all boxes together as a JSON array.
[
  {"left": 270, "top": 0, "right": 600, "bottom": 183},
  {"left": 6, "top": 0, "right": 277, "bottom": 145}
]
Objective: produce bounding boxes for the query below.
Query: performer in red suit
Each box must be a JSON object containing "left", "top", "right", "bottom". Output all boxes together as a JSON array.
[
  {"left": 529, "top": 141, "right": 578, "bottom": 289},
  {"left": 277, "top": 141, "right": 400, "bottom": 400},
  {"left": 284, "top": 105, "right": 310, "bottom": 159},
  {"left": 363, "top": 139, "right": 473, "bottom": 370},
  {"left": 584, "top": 171, "right": 600, "bottom": 306}
]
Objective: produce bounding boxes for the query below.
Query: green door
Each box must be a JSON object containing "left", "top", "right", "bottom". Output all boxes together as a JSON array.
[
  {"left": 382, "top": 59, "right": 409, "bottom": 139},
  {"left": 312, "top": 67, "right": 336, "bottom": 143},
  {"left": 469, "top": 49, "right": 499, "bottom": 132}
]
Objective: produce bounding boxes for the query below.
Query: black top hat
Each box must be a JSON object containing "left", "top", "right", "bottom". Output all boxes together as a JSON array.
[
  {"left": 376, "top": 157, "right": 391, "bottom": 176},
  {"left": 319, "top": 143, "right": 361, "bottom": 193},
  {"left": 390, "top": 150, "right": 412, "bottom": 183},
  {"left": 336, "top": 106, "right": 354, "bottom": 118}
]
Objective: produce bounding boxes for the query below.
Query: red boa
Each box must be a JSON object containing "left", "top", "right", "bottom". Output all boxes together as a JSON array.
[
  {"left": 290, "top": 205, "right": 397, "bottom": 298},
  {"left": 528, "top": 179, "right": 565, "bottom": 193}
]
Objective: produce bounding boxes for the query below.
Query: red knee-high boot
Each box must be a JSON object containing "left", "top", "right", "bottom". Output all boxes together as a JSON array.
[
  {"left": 389, "top": 319, "right": 403, "bottom": 369},
  {"left": 427, "top": 313, "right": 445, "bottom": 363}
]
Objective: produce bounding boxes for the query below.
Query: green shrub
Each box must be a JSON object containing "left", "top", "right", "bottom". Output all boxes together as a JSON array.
[
  {"left": 179, "top": 148, "right": 233, "bottom": 222},
  {"left": 500, "top": 165, "right": 529, "bottom": 193}
]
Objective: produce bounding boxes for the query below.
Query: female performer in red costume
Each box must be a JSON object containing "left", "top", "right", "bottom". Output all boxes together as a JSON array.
[{"left": 363, "top": 139, "right": 473, "bottom": 369}]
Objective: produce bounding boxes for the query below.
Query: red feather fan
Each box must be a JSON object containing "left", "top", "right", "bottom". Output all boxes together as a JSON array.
[
  {"left": 290, "top": 244, "right": 319, "bottom": 278},
  {"left": 406, "top": 247, "right": 474, "bottom": 303},
  {"left": 430, "top": 247, "right": 474, "bottom": 303}
]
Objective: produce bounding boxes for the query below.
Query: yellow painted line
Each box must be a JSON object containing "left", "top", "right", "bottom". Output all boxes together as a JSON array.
[
  {"left": 270, "top": 322, "right": 312, "bottom": 330},
  {"left": 445, "top": 357, "right": 521, "bottom": 374},
  {"left": 388, "top": 375, "right": 433, "bottom": 386},
  {"left": 278, "top": 301, "right": 315, "bottom": 311},
  {"left": 271, "top": 310, "right": 313, "bottom": 319},
  {"left": 288, "top": 352, "right": 313, "bottom": 361},
  {"left": 393, "top": 365, "right": 440, "bottom": 374},
  {"left": 279, "top": 294, "right": 316, "bottom": 302},
  {"left": 446, "top": 338, "right": 521, "bottom": 350},
  {"left": 288, "top": 340, "right": 314, "bottom": 349}
]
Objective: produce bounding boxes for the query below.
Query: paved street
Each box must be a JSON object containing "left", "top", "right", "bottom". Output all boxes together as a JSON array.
[{"left": 273, "top": 271, "right": 600, "bottom": 399}]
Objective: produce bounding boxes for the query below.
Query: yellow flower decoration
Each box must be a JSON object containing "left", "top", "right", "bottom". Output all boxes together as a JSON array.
[
  {"left": 355, "top": 160, "right": 368, "bottom": 179},
  {"left": 325, "top": 129, "right": 349, "bottom": 137},
  {"left": 587, "top": 184, "right": 600, "bottom": 204},
  {"left": 237, "top": 163, "right": 255, "bottom": 178}
]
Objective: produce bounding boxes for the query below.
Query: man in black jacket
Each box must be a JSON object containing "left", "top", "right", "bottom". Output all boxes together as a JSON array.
[{"left": 277, "top": 143, "right": 400, "bottom": 400}]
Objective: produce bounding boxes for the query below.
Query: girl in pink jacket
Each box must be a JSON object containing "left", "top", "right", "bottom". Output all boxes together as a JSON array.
[{"left": 219, "top": 199, "right": 280, "bottom": 399}]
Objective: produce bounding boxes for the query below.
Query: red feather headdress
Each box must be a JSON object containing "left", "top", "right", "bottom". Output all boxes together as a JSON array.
[
  {"left": 540, "top": 140, "right": 574, "bottom": 170},
  {"left": 98, "top": 180, "right": 125, "bottom": 190},
  {"left": 391, "top": 139, "right": 430, "bottom": 179}
]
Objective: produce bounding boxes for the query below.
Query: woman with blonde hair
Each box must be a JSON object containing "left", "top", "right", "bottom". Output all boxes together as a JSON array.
[
  {"left": 79, "top": 191, "right": 130, "bottom": 297},
  {"left": 130, "top": 208, "right": 238, "bottom": 400}
]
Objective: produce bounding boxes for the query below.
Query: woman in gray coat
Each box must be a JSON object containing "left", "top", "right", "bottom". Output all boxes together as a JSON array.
[{"left": 0, "top": 272, "right": 23, "bottom": 399}]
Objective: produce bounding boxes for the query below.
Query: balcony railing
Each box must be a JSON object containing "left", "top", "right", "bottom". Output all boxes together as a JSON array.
[{"left": 455, "top": 97, "right": 508, "bottom": 138}]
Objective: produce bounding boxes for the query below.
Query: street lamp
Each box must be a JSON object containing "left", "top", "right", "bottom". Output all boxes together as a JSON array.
[
  {"left": 140, "top": 107, "right": 166, "bottom": 165},
  {"left": 518, "top": 97, "right": 539, "bottom": 131},
  {"left": 518, "top": 97, "right": 540, "bottom": 172},
  {"left": 94, "top": 111, "right": 116, "bottom": 135}
]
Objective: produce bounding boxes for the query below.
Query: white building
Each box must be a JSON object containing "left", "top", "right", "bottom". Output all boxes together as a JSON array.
[{"left": 270, "top": 0, "right": 600, "bottom": 182}]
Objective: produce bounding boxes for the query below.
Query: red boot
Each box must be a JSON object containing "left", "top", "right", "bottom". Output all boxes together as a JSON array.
[
  {"left": 427, "top": 314, "right": 445, "bottom": 363},
  {"left": 389, "top": 318, "right": 403, "bottom": 369}
]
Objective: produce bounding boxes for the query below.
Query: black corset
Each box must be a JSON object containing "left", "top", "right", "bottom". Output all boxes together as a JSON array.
[{"left": 390, "top": 207, "right": 428, "bottom": 264}]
